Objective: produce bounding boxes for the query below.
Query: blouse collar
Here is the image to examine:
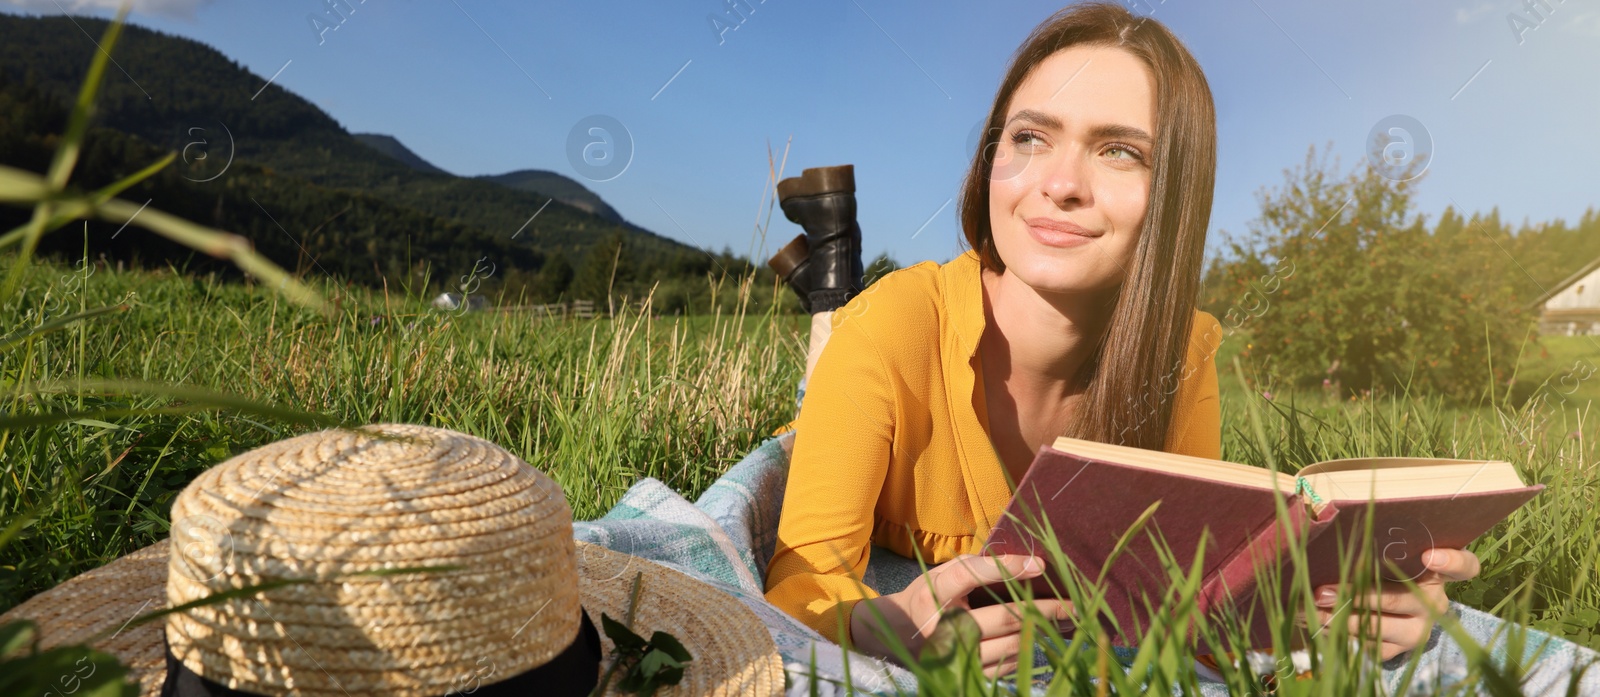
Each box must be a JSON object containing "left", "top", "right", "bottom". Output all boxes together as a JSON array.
[
  {"left": 940, "top": 248, "right": 1016, "bottom": 536},
  {"left": 943, "top": 249, "right": 987, "bottom": 364}
]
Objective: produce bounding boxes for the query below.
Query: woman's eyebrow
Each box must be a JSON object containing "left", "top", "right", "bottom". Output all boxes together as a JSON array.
[
  {"left": 1089, "top": 123, "right": 1154, "bottom": 145},
  {"left": 1007, "top": 108, "right": 1063, "bottom": 130},
  {"left": 1006, "top": 109, "right": 1153, "bottom": 145}
]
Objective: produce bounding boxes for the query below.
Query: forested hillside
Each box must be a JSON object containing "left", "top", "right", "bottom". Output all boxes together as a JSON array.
[{"left": 0, "top": 13, "right": 774, "bottom": 311}]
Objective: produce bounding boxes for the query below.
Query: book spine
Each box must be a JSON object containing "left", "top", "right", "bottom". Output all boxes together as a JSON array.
[{"left": 1194, "top": 494, "right": 1339, "bottom": 651}]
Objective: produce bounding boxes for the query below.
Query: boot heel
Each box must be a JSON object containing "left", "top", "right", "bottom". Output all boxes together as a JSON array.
[
  {"left": 777, "top": 164, "right": 855, "bottom": 200},
  {"left": 767, "top": 233, "right": 814, "bottom": 314},
  {"left": 766, "top": 233, "right": 809, "bottom": 279}
]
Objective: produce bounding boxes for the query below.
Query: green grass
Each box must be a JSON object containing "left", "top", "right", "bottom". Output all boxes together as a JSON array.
[
  {"left": 5, "top": 252, "right": 1598, "bottom": 653},
  {"left": 1511, "top": 334, "right": 1600, "bottom": 407},
  {"left": 0, "top": 256, "right": 813, "bottom": 608}
]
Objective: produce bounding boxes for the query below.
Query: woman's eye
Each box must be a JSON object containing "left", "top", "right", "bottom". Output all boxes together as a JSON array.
[
  {"left": 1104, "top": 144, "right": 1144, "bottom": 162},
  {"left": 1009, "top": 130, "right": 1043, "bottom": 148}
]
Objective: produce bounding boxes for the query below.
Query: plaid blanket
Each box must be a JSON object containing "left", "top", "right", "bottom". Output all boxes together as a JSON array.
[
  {"left": 572, "top": 431, "right": 1600, "bottom": 695},
  {"left": 571, "top": 431, "right": 919, "bottom": 695}
]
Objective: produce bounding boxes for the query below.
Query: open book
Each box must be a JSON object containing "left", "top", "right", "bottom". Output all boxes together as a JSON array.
[{"left": 972, "top": 435, "right": 1543, "bottom": 653}]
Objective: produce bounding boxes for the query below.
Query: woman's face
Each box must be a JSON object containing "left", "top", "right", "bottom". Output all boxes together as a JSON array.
[{"left": 987, "top": 44, "right": 1155, "bottom": 297}]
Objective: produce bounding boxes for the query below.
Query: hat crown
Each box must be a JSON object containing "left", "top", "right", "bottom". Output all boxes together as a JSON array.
[{"left": 165, "top": 423, "right": 581, "bottom": 696}]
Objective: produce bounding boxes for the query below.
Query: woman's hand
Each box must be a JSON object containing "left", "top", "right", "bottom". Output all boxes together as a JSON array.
[
  {"left": 1313, "top": 548, "right": 1480, "bottom": 661},
  {"left": 849, "top": 553, "right": 1074, "bottom": 678}
]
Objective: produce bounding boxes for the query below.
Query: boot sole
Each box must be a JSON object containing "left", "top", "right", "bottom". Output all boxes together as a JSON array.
[
  {"left": 777, "top": 164, "right": 855, "bottom": 201},
  {"left": 767, "top": 233, "right": 809, "bottom": 279}
]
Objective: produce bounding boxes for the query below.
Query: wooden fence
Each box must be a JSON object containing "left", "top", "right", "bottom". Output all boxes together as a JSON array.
[{"left": 492, "top": 298, "right": 652, "bottom": 319}]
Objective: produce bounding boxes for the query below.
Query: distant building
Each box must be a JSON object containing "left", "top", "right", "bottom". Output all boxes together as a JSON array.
[
  {"left": 432, "top": 292, "right": 490, "bottom": 312},
  {"left": 1530, "top": 256, "right": 1600, "bottom": 335}
]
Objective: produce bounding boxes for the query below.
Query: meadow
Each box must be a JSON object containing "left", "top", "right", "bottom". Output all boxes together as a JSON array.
[
  {"left": 0, "top": 255, "right": 805, "bottom": 604},
  {"left": 2, "top": 250, "right": 1597, "bottom": 688}
]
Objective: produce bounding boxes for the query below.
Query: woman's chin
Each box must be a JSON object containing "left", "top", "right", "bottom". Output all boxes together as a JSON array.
[
  {"left": 1000, "top": 260, "right": 1072, "bottom": 286},
  {"left": 1016, "top": 276, "right": 1102, "bottom": 298}
]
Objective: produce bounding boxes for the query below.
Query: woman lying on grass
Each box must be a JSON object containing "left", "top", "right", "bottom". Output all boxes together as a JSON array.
[{"left": 763, "top": 1, "right": 1483, "bottom": 684}]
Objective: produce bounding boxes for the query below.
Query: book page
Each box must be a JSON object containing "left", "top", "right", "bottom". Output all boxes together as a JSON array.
[
  {"left": 1298, "top": 459, "right": 1526, "bottom": 501},
  {"left": 1051, "top": 435, "right": 1298, "bottom": 493}
]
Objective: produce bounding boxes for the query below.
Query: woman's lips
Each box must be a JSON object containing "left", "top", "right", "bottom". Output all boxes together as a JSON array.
[{"left": 1026, "top": 218, "right": 1100, "bottom": 248}]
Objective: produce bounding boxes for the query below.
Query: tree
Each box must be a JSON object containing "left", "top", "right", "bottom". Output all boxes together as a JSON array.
[
  {"left": 568, "top": 230, "right": 632, "bottom": 305},
  {"left": 531, "top": 255, "right": 574, "bottom": 303},
  {"left": 864, "top": 252, "right": 901, "bottom": 287},
  {"left": 1205, "top": 145, "right": 1533, "bottom": 403}
]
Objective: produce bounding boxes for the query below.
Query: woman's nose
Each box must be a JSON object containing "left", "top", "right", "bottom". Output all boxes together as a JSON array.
[{"left": 1038, "top": 150, "right": 1091, "bottom": 208}]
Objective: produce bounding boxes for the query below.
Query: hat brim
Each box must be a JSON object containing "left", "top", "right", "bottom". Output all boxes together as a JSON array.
[
  {"left": 1, "top": 541, "right": 170, "bottom": 694},
  {"left": 0, "top": 540, "right": 783, "bottom": 697},
  {"left": 573, "top": 541, "right": 784, "bottom": 695}
]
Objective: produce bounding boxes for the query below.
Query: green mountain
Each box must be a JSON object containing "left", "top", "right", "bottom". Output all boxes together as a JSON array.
[
  {"left": 478, "top": 169, "right": 625, "bottom": 225},
  {"left": 0, "top": 13, "right": 759, "bottom": 309},
  {"left": 0, "top": 73, "right": 543, "bottom": 293},
  {"left": 352, "top": 133, "right": 450, "bottom": 176},
  {"left": 350, "top": 131, "right": 630, "bottom": 228}
]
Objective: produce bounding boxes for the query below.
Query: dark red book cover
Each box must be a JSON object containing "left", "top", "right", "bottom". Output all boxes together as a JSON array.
[
  {"left": 975, "top": 445, "right": 1543, "bottom": 655},
  {"left": 1299, "top": 487, "right": 1544, "bottom": 588}
]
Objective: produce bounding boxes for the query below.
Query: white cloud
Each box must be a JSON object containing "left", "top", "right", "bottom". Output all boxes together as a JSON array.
[
  {"left": 0, "top": 0, "right": 213, "bottom": 20},
  {"left": 1561, "top": 10, "right": 1600, "bottom": 37},
  {"left": 1456, "top": 1, "right": 1496, "bottom": 23}
]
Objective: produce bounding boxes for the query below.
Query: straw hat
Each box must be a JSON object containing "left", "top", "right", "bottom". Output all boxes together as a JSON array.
[{"left": 0, "top": 423, "right": 782, "bottom": 696}]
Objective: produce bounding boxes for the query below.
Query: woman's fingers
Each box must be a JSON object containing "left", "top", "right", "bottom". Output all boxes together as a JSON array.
[
  {"left": 1315, "top": 607, "right": 1431, "bottom": 655},
  {"left": 983, "top": 659, "right": 1021, "bottom": 680},
  {"left": 1421, "top": 548, "right": 1481, "bottom": 583},
  {"left": 1377, "top": 642, "right": 1409, "bottom": 662},
  {"left": 928, "top": 554, "right": 1042, "bottom": 604},
  {"left": 978, "top": 632, "right": 1023, "bottom": 669},
  {"left": 966, "top": 599, "right": 1074, "bottom": 639},
  {"left": 1305, "top": 562, "right": 1459, "bottom": 661},
  {"left": 1317, "top": 585, "right": 1427, "bottom": 616},
  {"left": 1353, "top": 613, "right": 1428, "bottom": 658},
  {"left": 969, "top": 606, "right": 1070, "bottom": 678},
  {"left": 1317, "top": 581, "right": 1452, "bottom": 621}
]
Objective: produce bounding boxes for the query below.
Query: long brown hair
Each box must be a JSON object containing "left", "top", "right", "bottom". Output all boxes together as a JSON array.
[{"left": 957, "top": 2, "right": 1216, "bottom": 450}]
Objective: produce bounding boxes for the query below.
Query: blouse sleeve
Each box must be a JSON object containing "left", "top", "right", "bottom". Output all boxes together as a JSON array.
[
  {"left": 763, "top": 308, "right": 897, "bottom": 645},
  {"left": 1165, "top": 311, "right": 1223, "bottom": 461}
]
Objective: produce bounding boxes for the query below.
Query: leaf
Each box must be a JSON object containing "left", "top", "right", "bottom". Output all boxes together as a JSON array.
[
  {"left": 646, "top": 629, "right": 692, "bottom": 663},
  {"left": 0, "top": 378, "right": 346, "bottom": 433},
  {"left": 0, "top": 303, "right": 131, "bottom": 352},
  {"left": 70, "top": 418, "right": 136, "bottom": 432},
  {"left": 1566, "top": 609, "right": 1600, "bottom": 630},
  {"left": 600, "top": 612, "right": 648, "bottom": 652},
  {"left": 0, "top": 509, "right": 40, "bottom": 554},
  {"left": 598, "top": 618, "right": 692, "bottom": 697},
  {"left": 918, "top": 607, "right": 982, "bottom": 669},
  {"left": 0, "top": 643, "right": 136, "bottom": 697},
  {"left": 0, "top": 164, "right": 331, "bottom": 314},
  {"left": 653, "top": 664, "right": 686, "bottom": 688},
  {"left": 2, "top": 153, "right": 175, "bottom": 245},
  {"left": 638, "top": 646, "right": 685, "bottom": 676},
  {"left": 0, "top": 620, "right": 37, "bottom": 660}
]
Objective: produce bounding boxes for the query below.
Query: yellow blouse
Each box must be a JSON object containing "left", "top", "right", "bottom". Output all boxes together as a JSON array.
[{"left": 763, "top": 248, "right": 1223, "bottom": 644}]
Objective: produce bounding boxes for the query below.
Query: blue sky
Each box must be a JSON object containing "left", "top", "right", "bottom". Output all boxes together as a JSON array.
[{"left": 5, "top": 0, "right": 1599, "bottom": 268}]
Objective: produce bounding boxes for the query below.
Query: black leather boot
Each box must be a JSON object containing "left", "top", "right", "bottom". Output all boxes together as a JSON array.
[{"left": 775, "top": 164, "right": 864, "bottom": 313}]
